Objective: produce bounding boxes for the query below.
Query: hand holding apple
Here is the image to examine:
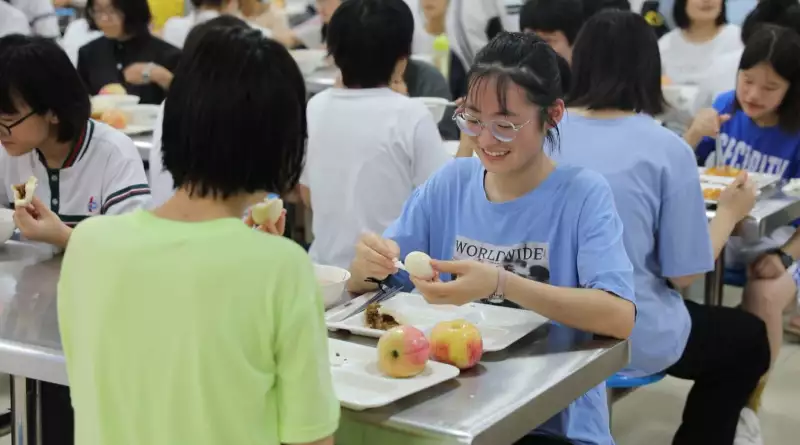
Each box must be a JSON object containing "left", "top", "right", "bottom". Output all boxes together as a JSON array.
[
  {"left": 429, "top": 319, "right": 483, "bottom": 369},
  {"left": 377, "top": 325, "right": 430, "bottom": 378}
]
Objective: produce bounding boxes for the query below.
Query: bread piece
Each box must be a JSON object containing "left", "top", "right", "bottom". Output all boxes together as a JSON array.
[
  {"left": 12, "top": 176, "right": 37, "bottom": 208},
  {"left": 365, "top": 303, "right": 400, "bottom": 330}
]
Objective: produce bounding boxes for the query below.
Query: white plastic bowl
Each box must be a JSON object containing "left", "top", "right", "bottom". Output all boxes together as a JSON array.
[
  {"left": 0, "top": 209, "right": 16, "bottom": 244},
  {"left": 413, "top": 97, "right": 451, "bottom": 123},
  {"left": 290, "top": 49, "right": 328, "bottom": 76},
  {"left": 314, "top": 264, "right": 351, "bottom": 308},
  {"left": 118, "top": 104, "right": 161, "bottom": 127}
]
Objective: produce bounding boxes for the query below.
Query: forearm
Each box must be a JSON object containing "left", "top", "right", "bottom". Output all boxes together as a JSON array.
[
  {"left": 709, "top": 208, "right": 739, "bottom": 259},
  {"left": 683, "top": 128, "right": 702, "bottom": 149},
  {"left": 504, "top": 273, "right": 635, "bottom": 339},
  {"left": 781, "top": 228, "right": 800, "bottom": 259}
]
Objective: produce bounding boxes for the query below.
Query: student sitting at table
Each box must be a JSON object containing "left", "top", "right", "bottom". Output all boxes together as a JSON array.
[
  {"left": 347, "top": 31, "right": 636, "bottom": 445},
  {"left": 7, "top": 0, "right": 60, "bottom": 39},
  {"left": 552, "top": 10, "right": 770, "bottom": 445},
  {"left": 685, "top": 23, "right": 800, "bottom": 416},
  {"left": 0, "top": 35, "right": 151, "bottom": 249},
  {"left": 0, "top": 34, "right": 151, "bottom": 445},
  {"left": 299, "top": 0, "right": 450, "bottom": 270},
  {"left": 58, "top": 26, "right": 339, "bottom": 445},
  {"left": 78, "top": 0, "right": 182, "bottom": 105},
  {"left": 519, "top": 0, "right": 585, "bottom": 65},
  {"left": 162, "top": 0, "right": 280, "bottom": 48}
]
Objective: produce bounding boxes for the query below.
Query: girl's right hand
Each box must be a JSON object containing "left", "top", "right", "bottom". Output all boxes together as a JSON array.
[
  {"left": 350, "top": 233, "right": 400, "bottom": 282},
  {"left": 689, "top": 108, "right": 732, "bottom": 138},
  {"left": 717, "top": 171, "right": 757, "bottom": 222}
]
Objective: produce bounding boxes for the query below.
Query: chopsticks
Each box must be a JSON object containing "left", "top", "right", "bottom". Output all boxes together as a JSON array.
[{"left": 336, "top": 278, "right": 402, "bottom": 321}]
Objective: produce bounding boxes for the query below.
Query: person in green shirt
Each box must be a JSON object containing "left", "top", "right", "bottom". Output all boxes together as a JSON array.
[{"left": 58, "top": 23, "right": 339, "bottom": 445}]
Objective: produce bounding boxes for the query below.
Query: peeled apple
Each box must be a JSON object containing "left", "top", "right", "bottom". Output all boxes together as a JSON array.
[
  {"left": 405, "top": 251, "right": 435, "bottom": 280},
  {"left": 251, "top": 198, "right": 283, "bottom": 225}
]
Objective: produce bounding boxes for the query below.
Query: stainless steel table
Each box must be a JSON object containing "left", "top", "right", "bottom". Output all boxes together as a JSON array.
[
  {"left": 0, "top": 242, "right": 629, "bottom": 445},
  {"left": 704, "top": 191, "right": 800, "bottom": 305}
]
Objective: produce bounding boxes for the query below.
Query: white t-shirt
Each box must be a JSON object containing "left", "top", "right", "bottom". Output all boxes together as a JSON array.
[
  {"left": 708, "top": 49, "right": 742, "bottom": 102},
  {"left": 149, "top": 102, "right": 173, "bottom": 208},
  {"left": 0, "top": 120, "right": 151, "bottom": 223},
  {"left": 9, "top": 0, "right": 60, "bottom": 38},
  {"left": 301, "top": 88, "right": 450, "bottom": 269},
  {"left": 447, "top": 0, "right": 522, "bottom": 70},
  {"left": 659, "top": 25, "right": 743, "bottom": 109},
  {"left": 161, "top": 10, "right": 221, "bottom": 49},
  {"left": 0, "top": 2, "right": 32, "bottom": 37}
]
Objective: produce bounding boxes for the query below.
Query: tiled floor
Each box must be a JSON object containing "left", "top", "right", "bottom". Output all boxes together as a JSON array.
[{"left": 0, "top": 286, "right": 796, "bottom": 445}]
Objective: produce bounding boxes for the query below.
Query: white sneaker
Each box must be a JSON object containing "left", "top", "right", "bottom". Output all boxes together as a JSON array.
[{"left": 734, "top": 407, "right": 764, "bottom": 445}]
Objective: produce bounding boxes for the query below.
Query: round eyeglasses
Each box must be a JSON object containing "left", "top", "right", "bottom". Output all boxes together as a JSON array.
[
  {"left": 0, "top": 111, "right": 36, "bottom": 138},
  {"left": 452, "top": 110, "right": 532, "bottom": 143}
]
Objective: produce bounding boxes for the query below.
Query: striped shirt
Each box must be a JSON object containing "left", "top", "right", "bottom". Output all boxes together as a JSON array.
[{"left": 0, "top": 119, "right": 151, "bottom": 227}]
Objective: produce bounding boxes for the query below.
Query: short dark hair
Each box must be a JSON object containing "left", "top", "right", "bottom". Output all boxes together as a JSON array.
[
  {"left": 734, "top": 24, "right": 800, "bottom": 132},
  {"left": 673, "top": 0, "right": 727, "bottom": 29},
  {"left": 86, "top": 0, "right": 152, "bottom": 36},
  {"left": 0, "top": 35, "right": 91, "bottom": 143},
  {"left": 568, "top": 10, "right": 664, "bottom": 115},
  {"left": 467, "top": 32, "right": 564, "bottom": 151},
  {"left": 190, "top": 0, "right": 224, "bottom": 8},
  {"left": 741, "top": 0, "right": 800, "bottom": 44},
  {"left": 581, "top": 0, "right": 631, "bottom": 19},
  {"left": 327, "top": 0, "right": 414, "bottom": 88},
  {"left": 162, "top": 27, "right": 307, "bottom": 198},
  {"left": 183, "top": 15, "right": 250, "bottom": 55},
  {"left": 519, "top": 0, "right": 585, "bottom": 44}
]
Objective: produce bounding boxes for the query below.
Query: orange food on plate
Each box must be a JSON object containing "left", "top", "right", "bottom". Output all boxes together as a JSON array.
[
  {"left": 703, "top": 188, "right": 722, "bottom": 200},
  {"left": 706, "top": 166, "right": 741, "bottom": 177},
  {"left": 100, "top": 109, "right": 127, "bottom": 129}
]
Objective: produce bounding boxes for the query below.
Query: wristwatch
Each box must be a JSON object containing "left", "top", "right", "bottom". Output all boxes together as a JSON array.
[
  {"left": 142, "top": 62, "right": 154, "bottom": 84},
  {"left": 486, "top": 268, "right": 508, "bottom": 304},
  {"left": 765, "top": 247, "right": 794, "bottom": 269}
]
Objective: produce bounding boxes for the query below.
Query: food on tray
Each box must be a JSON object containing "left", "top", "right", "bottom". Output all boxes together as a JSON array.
[
  {"left": 377, "top": 325, "right": 430, "bottom": 378},
  {"left": 703, "top": 188, "right": 722, "bottom": 201},
  {"left": 706, "top": 166, "right": 741, "bottom": 177},
  {"left": 100, "top": 109, "right": 128, "bottom": 129},
  {"left": 251, "top": 197, "right": 283, "bottom": 225},
  {"left": 405, "top": 251, "right": 435, "bottom": 280},
  {"left": 365, "top": 302, "right": 402, "bottom": 330},
  {"left": 12, "top": 176, "right": 38, "bottom": 208},
  {"left": 99, "top": 83, "right": 127, "bottom": 95},
  {"left": 430, "top": 320, "right": 483, "bottom": 370}
]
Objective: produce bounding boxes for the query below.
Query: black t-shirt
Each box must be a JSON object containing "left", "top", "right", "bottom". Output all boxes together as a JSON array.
[{"left": 77, "top": 34, "right": 182, "bottom": 105}]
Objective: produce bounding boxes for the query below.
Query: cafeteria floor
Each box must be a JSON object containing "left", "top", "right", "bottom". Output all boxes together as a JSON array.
[{"left": 0, "top": 285, "right": 797, "bottom": 445}]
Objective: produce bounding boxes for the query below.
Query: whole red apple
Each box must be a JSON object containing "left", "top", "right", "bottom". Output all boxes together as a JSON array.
[
  {"left": 377, "top": 326, "right": 430, "bottom": 378},
  {"left": 429, "top": 319, "right": 483, "bottom": 369}
]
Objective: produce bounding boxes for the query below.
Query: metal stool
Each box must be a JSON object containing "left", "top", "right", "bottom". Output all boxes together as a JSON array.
[{"left": 606, "top": 372, "right": 666, "bottom": 422}]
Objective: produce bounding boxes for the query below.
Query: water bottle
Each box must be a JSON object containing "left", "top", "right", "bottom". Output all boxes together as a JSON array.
[{"left": 432, "top": 34, "right": 450, "bottom": 80}]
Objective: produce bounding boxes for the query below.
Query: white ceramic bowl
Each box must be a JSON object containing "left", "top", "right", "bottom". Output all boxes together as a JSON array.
[
  {"left": 290, "top": 49, "right": 328, "bottom": 76},
  {"left": 314, "top": 264, "right": 351, "bottom": 308},
  {"left": 413, "top": 97, "right": 451, "bottom": 123},
  {"left": 118, "top": 104, "right": 161, "bottom": 127},
  {"left": 0, "top": 209, "right": 16, "bottom": 244},
  {"left": 91, "top": 95, "right": 141, "bottom": 114}
]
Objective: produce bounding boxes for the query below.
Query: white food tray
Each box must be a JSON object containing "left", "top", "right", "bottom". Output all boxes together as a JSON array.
[
  {"left": 326, "top": 292, "right": 548, "bottom": 352},
  {"left": 328, "top": 338, "right": 459, "bottom": 411},
  {"left": 699, "top": 167, "right": 779, "bottom": 205}
]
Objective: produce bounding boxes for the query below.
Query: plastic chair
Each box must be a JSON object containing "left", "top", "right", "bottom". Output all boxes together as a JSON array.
[{"left": 606, "top": 372, "right": 666, "bottom": 421}]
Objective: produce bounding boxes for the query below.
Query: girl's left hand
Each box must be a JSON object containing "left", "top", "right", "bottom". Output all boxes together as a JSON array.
[
  {"left": 411, "top": 259, "right": 499, "bottom": 306},
  {"left": 13, "top": 196, "right": 72, "bottom": 247},
  {"left": 244, "top": 208, "right": 287, "bottom": 236}
]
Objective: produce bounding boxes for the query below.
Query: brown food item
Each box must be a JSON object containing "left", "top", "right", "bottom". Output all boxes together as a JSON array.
[
  {"left": 703, "top": 188, "right": 722, "bottom": 200},
  {"left": 706, "top": 166, "right": 741, "bottom": 177},
  {"left": 365, "top": 303, "right": 399, "bottom": 330}
]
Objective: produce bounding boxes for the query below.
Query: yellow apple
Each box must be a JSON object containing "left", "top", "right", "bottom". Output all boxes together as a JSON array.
[
  {"left": 429, "top": 319, "right": 483, "bottom": 369},
  {"left": 251, "top": 198, "right": 283, "bottom": 225},
  {"left": 99, "top": 83, "right": 127, "bottom": 95},
  {"left": 377, "top": 325, "right": 430, "bottom": 378}
]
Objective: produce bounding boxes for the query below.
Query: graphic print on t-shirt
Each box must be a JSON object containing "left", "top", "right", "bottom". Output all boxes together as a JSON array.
[
  {"left": 452, "top": 235, "right": 549, "bottom": 309},
  {"left": 705, "top": 132, "right": 791, "bottom": 177}
]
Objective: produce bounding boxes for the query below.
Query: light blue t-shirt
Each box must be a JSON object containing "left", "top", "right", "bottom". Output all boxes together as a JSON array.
[
  {"left": 697, "top": 91, "right": 800, "bottom": 179},
  {"left": 384, "top": 158, "right": 635, "bottom": 445},
  {"left": 552, "top": 113, "right": 714, "bottom": 377}
]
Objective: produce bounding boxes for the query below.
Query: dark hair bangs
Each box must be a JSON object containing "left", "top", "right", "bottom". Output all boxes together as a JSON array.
[
  {"left": 162, "top": 28, "right": 307, "bottom": 199},
  {"left": 519, "top": 0, "right": 585, "bottom": 44}
]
